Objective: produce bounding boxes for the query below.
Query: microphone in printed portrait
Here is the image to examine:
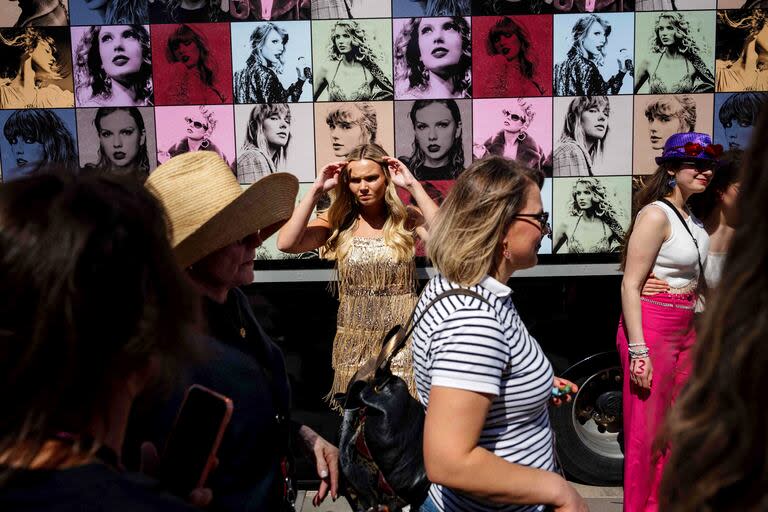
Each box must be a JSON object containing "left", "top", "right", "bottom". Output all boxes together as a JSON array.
[{"left": 232, "top": 20, "right": 312, "bottom": 104}]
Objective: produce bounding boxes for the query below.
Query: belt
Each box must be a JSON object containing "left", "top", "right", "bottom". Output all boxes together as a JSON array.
[{"left": 640, "top": 297, "right": 696, "bottom": 310}]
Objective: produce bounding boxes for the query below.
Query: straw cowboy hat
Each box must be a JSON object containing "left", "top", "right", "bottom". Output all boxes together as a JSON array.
[{"left": 146, "top": 151, "right": 299, "bottom": 268}]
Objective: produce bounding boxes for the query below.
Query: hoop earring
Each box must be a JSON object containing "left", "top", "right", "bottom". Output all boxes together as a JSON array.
[
  {"left": 517, "top": 131, "right": 527, "bottom": 142},
  {"left": 201, "top": 138, "right": 210, "bottom": 149}
]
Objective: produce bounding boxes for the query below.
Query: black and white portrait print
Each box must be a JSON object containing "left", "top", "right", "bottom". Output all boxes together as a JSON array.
[
  {"left": 394, "top": 98, "right": 471, "bottom": 181},
  {"left": 552, "top": 176, "right": 631, "bottom": 254},
  {"left": 553, "top": 95, "right": 633, "bottom": 177},
  {"left": 234, "top": 102, "right": 315, "bottom": 184}
]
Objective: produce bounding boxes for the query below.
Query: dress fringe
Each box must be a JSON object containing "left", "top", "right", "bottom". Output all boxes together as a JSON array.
[{"left": 326, "top": 237, "right": 418, "bottom": 413}]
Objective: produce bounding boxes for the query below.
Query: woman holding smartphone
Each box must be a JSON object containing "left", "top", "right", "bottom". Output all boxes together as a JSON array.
[{"left": 132, "top": 151, "right": 340, "bottom": 512}]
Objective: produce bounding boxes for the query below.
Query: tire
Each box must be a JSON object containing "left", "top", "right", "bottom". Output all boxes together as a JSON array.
[{"left": 550, "top": 362, "right": 624, "bottom": 486}]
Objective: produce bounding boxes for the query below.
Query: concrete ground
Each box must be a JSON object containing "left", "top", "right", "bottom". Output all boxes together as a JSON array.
[{"left": 296, "top": 484, "right": 623, "bottom": 511}]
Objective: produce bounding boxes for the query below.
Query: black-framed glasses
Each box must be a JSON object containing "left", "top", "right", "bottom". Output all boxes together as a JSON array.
[
  {"left": 185, "top": 117, "right": 208, "bottom": 130},
  {"left": 512, "top": 212, "right": 552, "bottom": 238},
  {"left": 502, "top": 109, "right": 524, "bottom": 122}
]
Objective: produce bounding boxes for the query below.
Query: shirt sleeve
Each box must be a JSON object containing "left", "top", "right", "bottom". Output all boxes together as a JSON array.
[{"left": 429, "top": 307, "right": 510, "bottom": 396}]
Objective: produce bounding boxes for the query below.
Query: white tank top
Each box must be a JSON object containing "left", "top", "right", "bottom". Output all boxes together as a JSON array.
[{"left": 645, "top": 200, "right": 710, "bottom": 290}]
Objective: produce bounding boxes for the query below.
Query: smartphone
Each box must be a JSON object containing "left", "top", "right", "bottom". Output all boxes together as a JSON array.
[{"left": 158, "top": 384, "right": 233, "bottom": 497}]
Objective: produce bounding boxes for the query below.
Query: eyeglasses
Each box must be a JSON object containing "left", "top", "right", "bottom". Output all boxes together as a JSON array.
[
  {"left": 671, "top": 142, "right": 724, "bottom": 158},
  {"left": 502, "top": 110, "right": 525, "bottom": 123},
  {"left": 512, "top": 212, "right": 552, "bottom": 238},
  {"left": 185, "top": 117, "right": 208, "bottom": 130}
]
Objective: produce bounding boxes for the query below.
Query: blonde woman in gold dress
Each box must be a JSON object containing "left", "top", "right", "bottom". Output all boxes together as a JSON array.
[{"left": 278, "top": 143, "right": 439, "bottom": 409}]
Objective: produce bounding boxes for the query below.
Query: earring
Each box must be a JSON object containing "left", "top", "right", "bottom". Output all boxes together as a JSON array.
[
  {"left": 104, "top": 76, "right": 112, "bottom": 90},
  {"left": 668, "top": 176, "right": 677, "bottom": 188},
  {"left": 517, "top": 131, "right": 527, "bottom": 142},
  {"left": 503, "top": 250, "right": 512, "bottom": 260}
]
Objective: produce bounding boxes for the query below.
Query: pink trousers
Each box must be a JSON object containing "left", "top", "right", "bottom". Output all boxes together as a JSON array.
[{"left": 616, "top": 292, "right": 697, "bottom": 512}]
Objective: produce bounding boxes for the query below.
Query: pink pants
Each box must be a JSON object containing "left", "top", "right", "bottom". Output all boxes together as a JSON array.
[{"left": 616, "top": 292, "right": 696, "bottom": 512}]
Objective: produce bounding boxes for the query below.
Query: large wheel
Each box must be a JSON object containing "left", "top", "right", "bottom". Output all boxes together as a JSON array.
[{"left": 550, "top": 360, "right": 624, "bottom": 486}]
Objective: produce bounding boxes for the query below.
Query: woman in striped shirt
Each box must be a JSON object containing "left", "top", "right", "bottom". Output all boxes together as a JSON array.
[{"left": 413, "top": 156, "right": 586, "bottom": 512}]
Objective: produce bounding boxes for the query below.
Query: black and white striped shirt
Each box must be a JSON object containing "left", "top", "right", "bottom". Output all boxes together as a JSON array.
[{"left": 412, "top": 274, "right": 555, "bottom": 512}]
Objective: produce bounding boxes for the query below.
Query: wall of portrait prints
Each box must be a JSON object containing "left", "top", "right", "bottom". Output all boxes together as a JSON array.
[{"left": 2, "top": 0, "right": 766, "bottom": 264}]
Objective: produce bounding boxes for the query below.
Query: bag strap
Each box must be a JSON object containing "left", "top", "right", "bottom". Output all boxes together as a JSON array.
[
  {"left": 372, "top": 288, "right": 492, "bottom": 373},
  {"left": 658, "top": 198, "right": 704, "bottom": 279},
  {"left": 404, "top": 288, "right": 490, "bottom": 339}
]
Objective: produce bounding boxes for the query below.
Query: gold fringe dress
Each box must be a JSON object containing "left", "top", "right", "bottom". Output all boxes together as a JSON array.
[{"left": 328, "top": 236, "right": 417, "bottom": 408}]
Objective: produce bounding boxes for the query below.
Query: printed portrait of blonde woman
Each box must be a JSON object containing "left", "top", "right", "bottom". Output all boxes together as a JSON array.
[
  {"left": 553, "top": 96, "right": 610, "bottom": 177},
  {"left": 313, "top": 20, "right": 393, "bottom": 102},
  {"left": 237, "top": 103, "right": 291, "bottom": 183},
  {"left": 553, "top": 177, "right": 627, "bottom": 254},
  {"left": 635, "top": 11, "right": 715, "bottom": 94},
  {"left": 716, "top": 9, "right": 768, "bottom": 92},
  {"left": 0, "top": 28, "right": 74, "bottom": 109}
]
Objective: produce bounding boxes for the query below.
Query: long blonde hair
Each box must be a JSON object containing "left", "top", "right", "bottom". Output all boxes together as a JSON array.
[
  {"left": 428, "top": 157, "right": 543, "bottom": 286},
  {"left": 321, "top": 143, "right": 414, "bottom": 262}
]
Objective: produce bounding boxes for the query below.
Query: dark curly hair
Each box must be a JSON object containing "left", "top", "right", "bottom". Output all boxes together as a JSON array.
[
  {"left": 394, "top": 16, "right": 472, "bottom": 98},
  {"left": 74, "top": 25, "right": 154, "bottom": 106}
]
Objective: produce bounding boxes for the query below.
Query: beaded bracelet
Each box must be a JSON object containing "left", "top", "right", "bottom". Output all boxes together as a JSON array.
[
  {"left": 628, "top": 342, "right": 647, "bottom": 347},
  {"left": 628, "top": 347, "right": 650, "bottom": 360}
]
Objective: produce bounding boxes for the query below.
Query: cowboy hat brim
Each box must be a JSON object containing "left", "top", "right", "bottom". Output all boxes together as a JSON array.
[{"left": 175, "top": 172, "right": 299, "bottom": 268}]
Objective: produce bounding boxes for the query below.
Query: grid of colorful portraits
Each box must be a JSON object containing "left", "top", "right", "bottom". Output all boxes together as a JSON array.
[{"left": 2, "top": 0, "right": 767, "bottom": 262}]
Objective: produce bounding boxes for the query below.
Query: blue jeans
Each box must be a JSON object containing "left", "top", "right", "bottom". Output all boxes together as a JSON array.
[{"left": 419, "top": 494, "right": 440, "bottom": 512}]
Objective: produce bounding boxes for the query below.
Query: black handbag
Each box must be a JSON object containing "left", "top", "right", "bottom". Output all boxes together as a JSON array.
[{"left": 338, "top": 288, "right": 489, "bottom": 512}]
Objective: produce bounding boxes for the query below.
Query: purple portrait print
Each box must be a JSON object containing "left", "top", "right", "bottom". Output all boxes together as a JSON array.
[
  {"left": 393, "top": 16, "right": 472, "bottom": 100},
  {"left": 155, "top": 104, "right": 236, "bottom": 171},
  {"left": 472, "top": 97, "right": 553, "bottom": 177},
  {"left": 72, "top": 25, "right": 154, "bottom": 108}
]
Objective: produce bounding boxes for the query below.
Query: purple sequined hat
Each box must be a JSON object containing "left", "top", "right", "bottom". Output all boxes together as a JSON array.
[{"left": 655, "top": 132, "right": 723, "bottom": 165}]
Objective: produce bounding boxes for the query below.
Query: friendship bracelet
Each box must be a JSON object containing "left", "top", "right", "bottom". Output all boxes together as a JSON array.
[{"left": 628, "top": 342, "right": 647, "bottom": 347}]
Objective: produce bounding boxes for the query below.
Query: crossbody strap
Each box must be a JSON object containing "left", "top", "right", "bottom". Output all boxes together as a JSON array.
[
  {"left": 404, "top": 287, "right": 491, "bottom": 340},
  {"left": 659, "top": 198, "right": 704, "bottom": 278},
  {"left": 373, "top": 288, "right": 492, "bottom": 373}
]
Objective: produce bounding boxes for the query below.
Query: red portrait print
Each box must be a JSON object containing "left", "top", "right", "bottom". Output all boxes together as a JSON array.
[
  {"left": 472, "top": 15, "right": 553, "bottom": 98},
  {"left": 151, "top": 23, "right": 233, "bottom": 106}
]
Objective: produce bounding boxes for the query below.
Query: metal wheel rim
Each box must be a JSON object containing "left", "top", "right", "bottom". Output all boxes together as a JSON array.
[{"left": 570, "top": 368, "right": 623, "bottom": 460}]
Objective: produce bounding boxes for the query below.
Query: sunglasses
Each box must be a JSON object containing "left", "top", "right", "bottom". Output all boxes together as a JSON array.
[
  {"left": 185, "top": 117, "right": 208, "bottom": 130},
  {"left": 502, "top": 110, "right": 525, "bottom": 123},
  {"left": 671, "top": 142, "right": 724, "bottom": 159},
  {"left": 679, "top": 160, "right": 716, "bottom": 171},
  {"left": 512, "top": 212, "right": 552, "bottom": 238}
]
